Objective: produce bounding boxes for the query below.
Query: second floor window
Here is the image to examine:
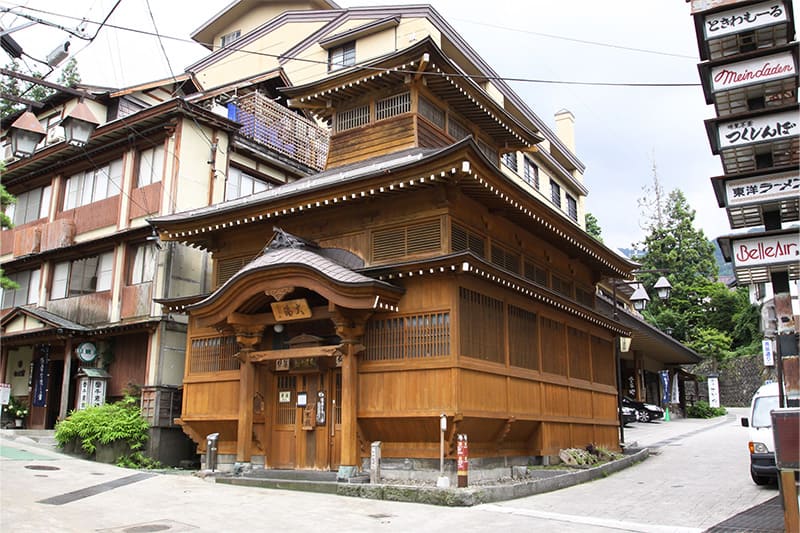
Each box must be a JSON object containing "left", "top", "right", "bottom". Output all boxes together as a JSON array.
[
  {"left": 220, "top": 30, "right": 241, "bottom": 48},
  {"left": 329, "top": 41, "right": 355, "bottom": 71},
  {"left": 64, "top": 159, "right": 123, "bottom": 210},
  {"left": 7, "top": 186, "right": 51, "bottom": 226},
  {"left": 129, "top": 243, "right": 157, "bottom": 285},
  {"left": 137, "top": 145, "right": 165, "bottom": 187},
  {"left": 566, "top": 194, "right": 578, "bottom": 221},
  {"left": 502, "top": 152, "right": 518, "bottom": 173},
  {"left": 1, "top": 268, "right": 40, "bottom": 308},
  {"left": 225, "top": 167, "right": 272, "bottom": 201},
  {"left": 550, "top": 180, "right": 561, "bottom": 208},
  {"left": 51, "top": 251, "right": 114, "bottom": 299},
  {"left": 523, "top": 158, "right": 539, "bottom": 189}
]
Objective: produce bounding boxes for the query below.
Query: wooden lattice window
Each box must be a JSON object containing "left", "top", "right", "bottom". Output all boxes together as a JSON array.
[
  {"left": 591, "top": 336, "right": 615, "bottom": 386},
  {"left": 189, "top": 336, "right": 240, "bottom": 373},
  {"left": 371, "top": 219, "right": 441, "bottom": 262},
  {"left": 335, "top": 104, "right": 370, "bottom": 131},
  {"left": 551, "top": 273, "right": 574, "bottom": 298},
  {"left": 448, "top": 118, "right": 470, "bottom": 140},
  {"left": 568, "top": 327, "right": 591, "bottom": 380},
  {"left": 541, "top": 317, "right": 566, "bottom": 376},
  {"left": 576, "top": 286, "right": 595, "bottom": 308},
  {"left": 215, "top": 256, "right": 251, "bottom": 287},
  {"left": 491, "top": 244, "right": 521, "bottom": 274},
  {"left": 376, "top": 92, "right": 411, "bottom": 121},
  {"left": 524, "top": 260, "right": 548, "bottom": 286},
  {"left": 451, "top": 223, "right": 485, "bottom": 258},
  {"left": 418, "top": 95, "right": 445, "bottom": 129},
  {"left": 363, "top": 312, "right": 450, "bottom": 361},
  {"left": 509, "top": 305, "right": 539, "bottom": 370},
  {"left": 459, "top": 288, "right": 504, "bottom": 364},
  {"left": 276, "top": 375, "right": 297, "bottom": 425}
]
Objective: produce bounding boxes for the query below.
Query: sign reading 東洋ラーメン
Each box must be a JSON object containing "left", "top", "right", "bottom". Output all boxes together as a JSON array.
[
  {"left": 710, "top": 51, "right": 796, "bottom": 93},
  {"left": 732, "top": 234, "right": 799, "bottom": 268},
  {"left": 76, "top": 342, "right": 98, "bottom": 363},
  {"left": 703, "top": 0, "right": 788, "bottom": 38},
  {"left": 724, "top": 170, "right": 799, "bottom": 207},
  {"left": 716, "top": 110, "right": 798, "bottom": 150}
]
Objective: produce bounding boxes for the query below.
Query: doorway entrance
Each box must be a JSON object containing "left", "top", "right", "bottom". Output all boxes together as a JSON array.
[{"left": 269, "top": 368, "right": 341, "bottom": 470}]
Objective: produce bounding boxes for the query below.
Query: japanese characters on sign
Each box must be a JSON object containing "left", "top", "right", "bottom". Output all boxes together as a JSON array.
[
  {"left": 717, "top": 110, "right": 797, "bottom": 150},
  {"left": 708, "top": 376, "right": 721, "bottom": 409},
  {"left": 703, "top": 1, "right": 786, "bottom": 38},
  {"left": 763, "top": 339, "right": 775, "bottom": 367},
  {"left": 725, "top": 171, "right": 800, "bottom": 206},
  {"left": 732, "top": 234, "right": 799, "bottom": 268},
  {"left": 270, "top": 298, "right": 312, "bottom": 322},
  {"left": 710, "top": 51, "right": 796, "bottom": 93}
]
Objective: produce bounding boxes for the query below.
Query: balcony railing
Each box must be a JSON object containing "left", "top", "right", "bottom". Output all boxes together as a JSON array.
[{"left": 228, "top": 92, "right": 329, "bottom": 172}]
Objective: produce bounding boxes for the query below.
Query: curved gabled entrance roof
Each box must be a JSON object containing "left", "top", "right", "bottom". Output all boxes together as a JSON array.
[{"left": 189, "top": 229, "right": 404, "bottom": 328}]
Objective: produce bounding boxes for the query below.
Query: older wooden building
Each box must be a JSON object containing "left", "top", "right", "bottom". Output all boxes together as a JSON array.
[{"left": 152, "top": 30, "right": 637, "bottom": 478}]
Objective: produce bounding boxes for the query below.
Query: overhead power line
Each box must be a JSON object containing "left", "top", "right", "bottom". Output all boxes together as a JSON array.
[{"left": 0, "top": 4, "right": 701, "bottom": 88}]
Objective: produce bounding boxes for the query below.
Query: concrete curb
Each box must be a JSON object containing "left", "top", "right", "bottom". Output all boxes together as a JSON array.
[{"left": 220, "top": 448, "right": 650, "bottom": 507}]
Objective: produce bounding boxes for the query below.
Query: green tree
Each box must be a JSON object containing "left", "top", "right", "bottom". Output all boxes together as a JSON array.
[
  {"left": 634, "top": 189, "right": 757, "bottom": 356},
  {"left": 585, "top": 212, "right": 603, "bottom": 243},
  {"left": 1, "top": 58, "right": 81, "bottom": 118},
  {"left": 1, "top": 172, "right": 18, "bottom": 290}
]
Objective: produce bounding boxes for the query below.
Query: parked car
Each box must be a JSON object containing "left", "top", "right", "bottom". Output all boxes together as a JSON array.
[
  {"left": 623, "top": 397, "right": 664, "bottom": 422},
  {"left": 620, "top": 405, "right": 637, "bottom": 426}
]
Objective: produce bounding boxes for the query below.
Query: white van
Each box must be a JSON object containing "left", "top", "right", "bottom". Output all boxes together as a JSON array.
[{"left": 740, "top": 381, "right": 797, "bottom": 485}]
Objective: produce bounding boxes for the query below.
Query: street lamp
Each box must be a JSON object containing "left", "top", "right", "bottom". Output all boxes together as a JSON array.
[
  {"left": 61, "top": 100, "right": 100, "bottom": 147},
  {"left": 9, "top": 110, "right": 46, "bottom": 158}
]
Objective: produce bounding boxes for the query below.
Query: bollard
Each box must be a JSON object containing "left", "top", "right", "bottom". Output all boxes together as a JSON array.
[
  {"left": 370, "top": 441, "right": 382, "bottom": 484},
  {"left": 206, "top": 433, "right": 219, "bottom": 472},
  {"left": 457, "top": 433, "right": 468, "bottom": 488}
]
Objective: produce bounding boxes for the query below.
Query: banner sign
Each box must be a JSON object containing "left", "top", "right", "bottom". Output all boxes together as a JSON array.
[
  {"left": 708, "top": 376, "right": 721, "bottom": 408},
  {"left": 32, "top": 353, "right": 48, "bottom": 407},
  {"left": 731, "top": 233, "right": 799, "bottom": 268},
  {"left": 660, "top": 370, "right": 670, "bottom": 404},
  {"left": 762, "top": 339, "right": 775, "bottom": 366},
  {"left": 716, "top": 110, "right": 797, "bottom": 150},
  {"left": 703, "top": 1, "right": 787, "bottom": 38},
  {"left": 711, "top": 51, "right": 796, "bottom": 93},
  {"left": 725, "top": 170, "right": 799, "bottom": 207}
]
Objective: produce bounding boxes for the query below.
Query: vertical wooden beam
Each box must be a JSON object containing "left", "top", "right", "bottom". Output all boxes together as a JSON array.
[
  {"left": 236, "top": 350, "right": 254, "bottom": 463},
  {"left": 58, "top": 339, "right": 73, "bottom": 420},
  {"left": 331, "top": 307, "right": 370, "bottom": 478},
  {"left": 229, "top": 322, "right": 265, "bottom": 465},
  {"left": 340, "top": 343, "right": 358, "bottom": 467}
]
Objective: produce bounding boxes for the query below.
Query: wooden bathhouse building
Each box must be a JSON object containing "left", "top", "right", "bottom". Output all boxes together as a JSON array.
[{"left": 151, "top": 13, "right": 638, "bottom": 476}]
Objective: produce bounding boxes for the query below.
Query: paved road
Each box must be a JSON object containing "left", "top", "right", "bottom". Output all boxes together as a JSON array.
[{"left": 0, "top": 407, "right": 778, "bottom": 532}]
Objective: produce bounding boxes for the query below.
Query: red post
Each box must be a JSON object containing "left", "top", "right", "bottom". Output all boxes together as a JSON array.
[{"left": 457, "top": 433, "right": 468, "bottom": 488}]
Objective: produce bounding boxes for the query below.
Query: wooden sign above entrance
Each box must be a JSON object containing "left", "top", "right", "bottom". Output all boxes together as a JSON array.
[{"left": 271, "top": 298, "right": 312, "bottom": 322}]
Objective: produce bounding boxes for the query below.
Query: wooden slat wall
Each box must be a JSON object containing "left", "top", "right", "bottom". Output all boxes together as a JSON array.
[
  {"left": 107, "top": 332, "right": 148, "bottom": 398},
  {"left": 508, "top": 377, "right": 542, "bottom": 417},
  {"left": 359, "top": 368, "right": 454, "bottom": 416},
  {"left": 568, "top": 327, "right": 591, "bottom": 381},
  {"left": 459, "top": 369, "right": 507, "bottom": 414},
  {"left": 568, "top": 388, "right": 593, "bottom": 418},
  {"left": 182, "top": 378, "right": 240, "bottom": 418},
  {"left": 591, "top": 336, "right": 616, "bottom": 386},
  {"left": 541, "top": 317, "right": 567, "bottom": 376},
  {"left": 417, "top": 116, "right": 452, "bottom": 149},
  {"left": 129, "top": 182, "right": 163, "bottom": 220},
  {"left": 326, "top": 115, "right": 416, "bottom": 169},
  {"left": 120, "top": 283, "right": 152, "bottom": 319}
]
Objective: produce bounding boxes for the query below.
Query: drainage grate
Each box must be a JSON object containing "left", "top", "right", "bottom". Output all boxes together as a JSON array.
[
  {"left": 124, "top": 525, "right": 171, "bottom": 533},
  {"left": 25, "top": 465, "right": 60, "bottom": 471}
]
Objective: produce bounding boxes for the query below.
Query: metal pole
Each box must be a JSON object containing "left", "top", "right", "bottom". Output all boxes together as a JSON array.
[{"left": 616, "top": 337, "right": 625, "bottom": 446}]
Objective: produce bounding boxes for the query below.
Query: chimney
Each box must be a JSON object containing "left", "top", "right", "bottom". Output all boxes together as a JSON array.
[{"left": 554, "top": 109, "right": 576, "bottom": 154}]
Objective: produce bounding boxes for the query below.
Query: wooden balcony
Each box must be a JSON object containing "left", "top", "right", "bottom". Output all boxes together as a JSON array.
[{"left": 228, "top": 92, "right": 329, "bottom": 171}]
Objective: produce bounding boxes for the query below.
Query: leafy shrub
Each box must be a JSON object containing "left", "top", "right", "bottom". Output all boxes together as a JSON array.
[
  {"left": 55, "top": 396, "right": 150, "bottom": 455},
  {"left": 116, "top": 451, "right": 162, "bottom": 469},
  {"left": 686, "top": 400, "right": 727, "bottom": 419}
]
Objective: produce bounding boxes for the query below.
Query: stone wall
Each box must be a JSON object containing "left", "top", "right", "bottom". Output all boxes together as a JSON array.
[{"left": 688, "top": 354, "right": 778, "bottom": 407}]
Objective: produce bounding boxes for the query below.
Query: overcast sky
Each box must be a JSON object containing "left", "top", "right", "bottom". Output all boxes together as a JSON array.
[{"left": 0, "top": 0, "right": 732, "bottom": 253}]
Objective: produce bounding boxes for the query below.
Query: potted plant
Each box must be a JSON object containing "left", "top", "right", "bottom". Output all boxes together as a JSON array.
[{"left": 5, "top": 397, "right": 29, "bottom": 428}]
